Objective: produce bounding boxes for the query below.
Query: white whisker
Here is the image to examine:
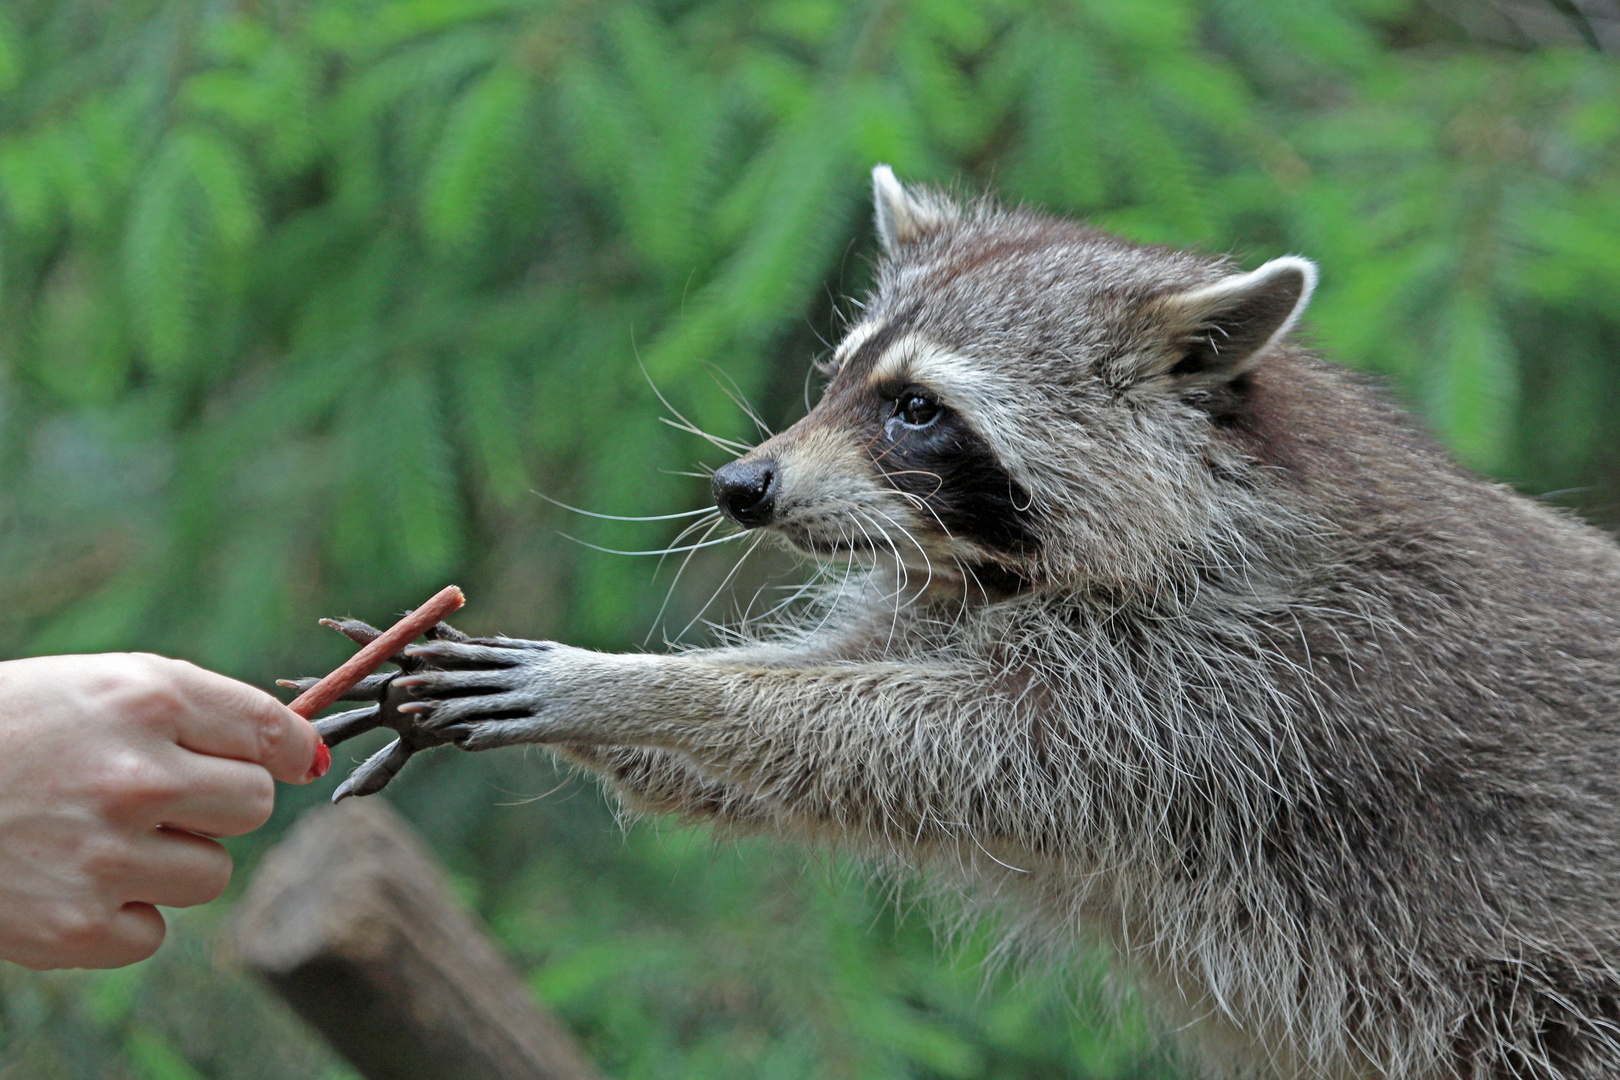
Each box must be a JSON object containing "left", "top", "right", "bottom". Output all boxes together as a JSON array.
[
  {"left": 642, "top": 517, "right": 731, "bottom": 645},
  {"left": 558, "top": 531, "right": 747, "bottom": 557},
  {"left": 673, "top": 531, "right": 768, "bottom": 644},
  {"left": 658, "top": 415, "right": 753, "bottom": 454},
  {"left": 536, "top": 493, "right": 716, "bottom": 521},
  {"left": 703, "top": 361, "right": 774, "bottom": 439}
]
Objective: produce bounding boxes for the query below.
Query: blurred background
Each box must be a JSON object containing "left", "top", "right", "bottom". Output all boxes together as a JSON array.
[{"left": 2, "top": 0, "right": 1618, "bottom": 1076}]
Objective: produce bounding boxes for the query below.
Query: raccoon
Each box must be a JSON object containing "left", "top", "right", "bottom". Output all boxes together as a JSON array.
[{"left": 385, "top": 167, "right": 1620, "bottom": 1079}]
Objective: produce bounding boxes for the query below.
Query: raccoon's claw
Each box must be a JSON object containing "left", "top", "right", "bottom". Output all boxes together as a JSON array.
[
  {"left": 276, "top": 672, "right": 395, "bottom": 702},
  {"left": 319, "top": 617, "right": 384, "bottom": 650},
  {"left": 383, "top": 638, "right": 572, "bottom": 750},
  {"left": 331, "top": 736, "right": 417, "bottom": 801},
  {"left": 422, "top": 621, "right": 473, "bottom": 643},
  {"left": 326, "top": 716, "right": 461, "bottom": 802},
  {"left": 310, "top": 706, "right": 381, "bottom": 747},
  {"left": 279, "top": 617, "right": 470, "bottom": 799}
]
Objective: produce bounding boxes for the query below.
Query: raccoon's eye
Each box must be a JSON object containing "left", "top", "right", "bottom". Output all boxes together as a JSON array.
[{"left": 896, "top": 393, "right": 941, "bottom": 427}]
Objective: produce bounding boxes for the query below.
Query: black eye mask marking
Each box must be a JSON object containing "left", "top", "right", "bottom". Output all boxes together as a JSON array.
[{"left": 870, "top": 396, "right": 1039, "bottom": 556}]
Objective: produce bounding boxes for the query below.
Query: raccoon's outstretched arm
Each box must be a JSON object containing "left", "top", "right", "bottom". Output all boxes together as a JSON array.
[
  {"left": 552, "top": 743, "right": 781, "bottom": 827},
  {"left": 540, "top": 589, "right": 927, "bottom": 826},
  {"left": 395, "top": 640, "right": 1042, "bottom": 847},
  {"left": 553, "top": 637, "right": 898, "bottom": 825}
]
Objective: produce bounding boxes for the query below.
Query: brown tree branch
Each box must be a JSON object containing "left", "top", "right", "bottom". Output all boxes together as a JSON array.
[{"left": 228, "top": 799, "right": 601, "bottom": 1080}]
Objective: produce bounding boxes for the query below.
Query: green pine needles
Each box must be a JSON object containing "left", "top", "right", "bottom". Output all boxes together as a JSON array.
[{"left": 2, "top": 0, "right": 1618, "bottom": 669}]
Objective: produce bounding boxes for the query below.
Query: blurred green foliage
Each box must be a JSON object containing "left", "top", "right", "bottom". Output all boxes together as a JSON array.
[{"left": 1, "top": 0, "right": 1618, "bottom": 1077}]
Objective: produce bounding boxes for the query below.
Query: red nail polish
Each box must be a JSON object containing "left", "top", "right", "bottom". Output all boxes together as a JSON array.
[{"left": 308, "top": 740, "right": 331, "bottom": 781}]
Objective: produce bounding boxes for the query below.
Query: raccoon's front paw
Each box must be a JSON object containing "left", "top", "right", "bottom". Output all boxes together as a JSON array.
[
  {"left": 278, "top": 618, "right": 471, "bottom": 801},
  {"left": 393, "top": 638, "right": 577, "bottom": 751}
]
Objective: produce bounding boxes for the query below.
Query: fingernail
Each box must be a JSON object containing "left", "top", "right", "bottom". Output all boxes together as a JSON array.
[{"left": 307, "top": 739, "right": 332, "bottom": 781}]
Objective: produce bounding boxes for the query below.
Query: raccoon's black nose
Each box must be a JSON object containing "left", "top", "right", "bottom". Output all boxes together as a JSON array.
[{"left": 713, "top": 459, "right": 777, "bottom": 527}]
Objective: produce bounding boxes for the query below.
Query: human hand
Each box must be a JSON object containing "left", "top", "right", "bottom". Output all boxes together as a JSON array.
[{"left": 0, "top": 653, "right": 323, "bottom": 970}]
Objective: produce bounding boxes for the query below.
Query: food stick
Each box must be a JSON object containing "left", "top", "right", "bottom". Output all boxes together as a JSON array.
[{"left": 287, "top": 585, "right": 466, "bottom": 719}]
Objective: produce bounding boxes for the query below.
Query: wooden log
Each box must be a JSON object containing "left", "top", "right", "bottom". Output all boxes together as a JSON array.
[{"left": 228, "top": 799, "right": 601, "bottom": 1080}]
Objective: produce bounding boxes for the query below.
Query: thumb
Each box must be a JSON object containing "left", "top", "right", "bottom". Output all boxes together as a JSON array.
[
  {"left": 160, "top": 658, "right": 325, "bottom": 784},
  {"left": 253, "top": 696, "right": 327, "bottom": 785}
]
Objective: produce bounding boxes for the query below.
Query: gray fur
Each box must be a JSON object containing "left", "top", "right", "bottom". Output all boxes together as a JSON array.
[{"left": 403, "top": 168, "right": 1620, "bottom": 1079}]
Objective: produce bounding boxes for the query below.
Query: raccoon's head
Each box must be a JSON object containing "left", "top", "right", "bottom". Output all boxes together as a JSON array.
[{"left": 712, "top": 166, "right": 1317, "bottom": 596}]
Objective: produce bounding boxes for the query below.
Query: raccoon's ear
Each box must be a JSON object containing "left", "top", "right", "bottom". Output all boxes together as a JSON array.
[
  {"left": 1148, "top": 256, "right": 1318, "bottom": 386},
  {"left": 872, "top": 164, "right": 956, "bottom": 256}
]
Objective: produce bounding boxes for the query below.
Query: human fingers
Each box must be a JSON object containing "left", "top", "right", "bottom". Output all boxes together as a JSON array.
[
  {"left": 154, "top": 755, "right": 276, "bottom": 838},
  {"left": 112, "top": 828, "right": 234, "bottom": 909},
  {"left": 17, "top": 901, "right": 168, "bottom": 971},
  {"left": 90, "top": 903, "right": 169, "bottom": 969},
  {"left": 139, "top": 656, "right": 322, "bottom": 783}
]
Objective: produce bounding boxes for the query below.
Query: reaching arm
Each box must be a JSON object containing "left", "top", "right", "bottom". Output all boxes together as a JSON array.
[
  {"left": 531, "top": 578, "right": 939, "bottom": 828},
  {"left": 395, "top": 640, "right": 1051, "bottom": 852},
  {"left": 551, "top": 742, "right": 780, "bottom": 827}
]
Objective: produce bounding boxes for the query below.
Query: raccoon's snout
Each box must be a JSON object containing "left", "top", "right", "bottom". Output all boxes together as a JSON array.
[{"left": 713, "top": 459, "right": 778, "bottom": 527}]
